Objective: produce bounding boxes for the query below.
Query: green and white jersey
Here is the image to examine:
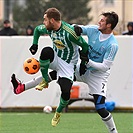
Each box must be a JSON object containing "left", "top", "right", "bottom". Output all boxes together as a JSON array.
[{"left": 33, "top": 21, "right": 88, "bottom": 64}]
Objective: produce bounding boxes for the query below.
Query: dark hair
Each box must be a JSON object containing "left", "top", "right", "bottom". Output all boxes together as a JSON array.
[
  {"left": 44, "top": 7, "right": 61, "bottom": 21},
  {"left": 26, "top": 25, "right": 34, "bottom": 35},
  {"left": 26, "top": 25, "right": 34, "bottom": 30},
  {"left": 127, "top": 22, "right": 133, "bottom": 27},
  {"left": 4, "top": 20, "right": 10, "bottom": 24},
  {"left": 101, "top": 11, "right": 118, "bottom": 30}
]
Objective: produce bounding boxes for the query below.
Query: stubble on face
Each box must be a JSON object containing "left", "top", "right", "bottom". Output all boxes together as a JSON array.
[
  {"left": 43, "top": 14, "right": 54, "bottom": 31},
  {"left": 46, "top": 21, "right": 54, "bottom": 31}
]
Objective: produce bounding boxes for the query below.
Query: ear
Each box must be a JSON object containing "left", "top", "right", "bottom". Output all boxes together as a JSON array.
[
  {"left": 50, "top": 18, "right": 54, "bottom": 24},
  {"left": 107, "top": 23, "right": 111, "bottom": 28}
]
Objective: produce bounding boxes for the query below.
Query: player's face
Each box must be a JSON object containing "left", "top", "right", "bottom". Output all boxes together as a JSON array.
[
  {"left": 43, "top": 14, "right": 54, "bottom": 31},
  {"left": 98, "top": 16, "right": 110, "bottom": 33}
]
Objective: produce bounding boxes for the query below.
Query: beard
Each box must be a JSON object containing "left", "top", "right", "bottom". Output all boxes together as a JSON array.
[{"left": 46, "top": 22, "right": 54, "bottom": 31}]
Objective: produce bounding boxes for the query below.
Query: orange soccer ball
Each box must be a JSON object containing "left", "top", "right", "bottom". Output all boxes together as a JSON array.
[{"left": 23, "top": 57, "right": 40, "bottom": 74}]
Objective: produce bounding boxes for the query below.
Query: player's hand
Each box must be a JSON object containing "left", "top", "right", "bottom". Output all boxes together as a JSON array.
[
  {"left": 79, "top": 61, "right": 87, "bottom": 76},
  {"left": 29, "top": 44, "right": 38, "bottom": 55},
  {"left": 74, "top": 25, "right": 82, "bottom": 36},
  {"left": 79, "top": 49, "right": 89, "bottom": 63}
]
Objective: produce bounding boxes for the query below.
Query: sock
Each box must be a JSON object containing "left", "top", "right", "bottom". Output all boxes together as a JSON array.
[
  {"left": 39, "top": 59, "right": 50, "bottom": 82},
  {"left": 56, "top": 97, "right": 69, "bottom": 113},
  {"left": 102, "top": 113, "right": 118, "bottom": 133},
  {"left": 25, "top": 73, "right": 53, "bottom": 90},
  {"left": 25, "top": 76, "right": 42, "bottom": 90}
]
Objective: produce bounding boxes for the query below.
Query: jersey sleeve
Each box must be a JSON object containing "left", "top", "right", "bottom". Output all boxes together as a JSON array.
[
  {"left": 81, "top": 25, "right": 88, "bottom": 35},
  {"left": 81, "top": 25, "right": 99, "bottom": 37},
  {"left": 68, "top": 28, "right": 89, "bottom": 53},
  {"left": 33, "top": 25, "right": 48, "bottom": 45},
  {"left": 88, "top": 43, "right": 118, "bottom": 71},
  {"left": 104, "top": 43, "right": 118, "bottom": 61},
  {"left": 88, "top": 59, "right": 113, "bottom": 71}
]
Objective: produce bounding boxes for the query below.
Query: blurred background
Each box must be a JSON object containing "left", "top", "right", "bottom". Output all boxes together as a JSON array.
[{"left": 0, "top": 0, "right": 133, "bottom": 35}]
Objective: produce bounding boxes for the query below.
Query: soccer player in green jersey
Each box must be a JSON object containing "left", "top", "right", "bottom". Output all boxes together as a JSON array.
[
  {"left": 30, "top": 7, "right": 89, "bottom": 127},
  {"left": 11, "top": 7, "right": 89, "bottom": 127}
]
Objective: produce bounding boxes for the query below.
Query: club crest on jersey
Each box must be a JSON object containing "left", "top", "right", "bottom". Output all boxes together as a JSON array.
[{"left": 54, "top": 40, "right": 65, "bottom": 50}]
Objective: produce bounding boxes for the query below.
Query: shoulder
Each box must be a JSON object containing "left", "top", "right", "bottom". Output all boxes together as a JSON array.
[
  {"left": 108, "top": 35, "right": 118, "bottom": 49},
  {"left": 62, "top": 21, "right": 74, "bottom": 30},
  {"left": 81, "top": 25, "right": 99, "bottom": 33},
  {"left": 35, "top": 25, "right": 48, "bottom": 34},
  {"left": 122, "top": 31, "right": 128, "bottom": 35},
  {"left": 81, "top": 25, "right": 99, "bottom": 36},
  {"left": 36, "top": 25, "right": 46, "bottom": 30},
  {"left": 10, "top": 28, "right": 17, "bottom": 32},
  {"left": 82, "top": 25, "right": 99, "bottom": 30},
  {"left": 0, "top": 28, "right": 7, "bottom": 35},
  {"left": 0, "top": 28, "right": 4, "bottom": 32},
  {"left": 62, "top": 21, "right": 78, "bottom": 38}
]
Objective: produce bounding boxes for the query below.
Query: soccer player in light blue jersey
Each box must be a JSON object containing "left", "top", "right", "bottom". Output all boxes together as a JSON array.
[{"left": 74, "top": 11, "right": 118, "bottom": 133}]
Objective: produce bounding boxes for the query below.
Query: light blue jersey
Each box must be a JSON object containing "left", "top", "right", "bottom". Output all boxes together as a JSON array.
[
  {"left": 81, "top": 25, "right": 118, "bottom": 63},
  {"left": 75, "top": 25, "right": 119, "bottom": 97}
]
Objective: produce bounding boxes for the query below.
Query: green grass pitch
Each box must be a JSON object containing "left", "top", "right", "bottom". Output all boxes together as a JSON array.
[{"left": 0, "top": 112, "right": 132, "bottom": 133}]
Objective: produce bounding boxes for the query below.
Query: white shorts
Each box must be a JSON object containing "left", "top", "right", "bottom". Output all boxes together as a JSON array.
[
  {"left": 49, "top": 52, "right": 75, "bottom": 81},
  {"left": 75, "top": 64, "right": 110, "bottom": 97}
]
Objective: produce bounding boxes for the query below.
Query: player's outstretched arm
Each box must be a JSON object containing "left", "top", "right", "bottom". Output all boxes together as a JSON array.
[
  {"left": 29, "top": 25, "right": 48, "bottom": 55},
  {"left": 29, "top": 44, "right": 38, "bottom": 55}
]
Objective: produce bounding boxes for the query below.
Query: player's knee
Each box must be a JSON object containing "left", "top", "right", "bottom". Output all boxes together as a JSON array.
[
  {"left": 40, "top": 47, "right": 54, "bottom": 62},
  {"left": 58, "top": 77, "right": 73, "bottom": 101},
  {"left": 61, "top": 92, "right": 70, "bottom": 101},
  {"left": 93, "top": 94, "right": 109, "bottom": 118},
  {"left": 96, "top": 107, "right": 109, "bottom": 118}
]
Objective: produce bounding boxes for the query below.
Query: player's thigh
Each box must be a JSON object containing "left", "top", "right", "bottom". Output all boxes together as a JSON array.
[
  {"left": 49, "top": 53, "right": 74, "bottom": 81},
  {"left": 57, "top": 59, "right": 74, "bottom": 81},
  {"left": 88, "top": 71, "right": 109, "bottom": 97},
  {"left": 75, "top": 63, "right": 89, "bottom": 83},
  {"left": 49, "top": 51, "right": 58, "bottom": 70}
]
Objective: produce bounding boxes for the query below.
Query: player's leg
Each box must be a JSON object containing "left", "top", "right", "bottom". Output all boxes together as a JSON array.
[
  {"left": 56, "top": 77, "right": 72, "bottom": 112},
  {"left": 51, "top": 57, "right": 74, "bottom": 127},
  {"left": 51, "top": 77, "right": 72, "bottom": 127},
  {"left": 93, "top": 94, "right": 118, "bottom": 133},
  {"left": 25, "top": 70, "right": 57, "bottom": 90},
  {"left": 36, "top": 47, "right": 54, "bottom": 90},
  {"left": 11, "top": 74, "right": 25, "bottom": 94},
  {"left": 11, "top": 70, "right": 57, "bottom": 94},
  {"left": 76, "top": 68, "right": 118, "bottom": 133}
]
